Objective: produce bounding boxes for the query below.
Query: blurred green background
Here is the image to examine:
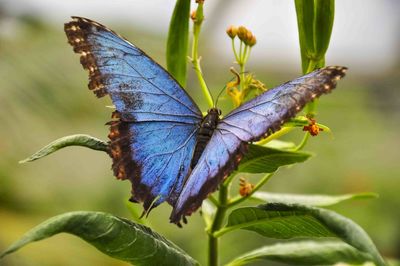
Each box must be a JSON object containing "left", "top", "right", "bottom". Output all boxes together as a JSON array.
[{"left": 0, "top": 1, "right": 399, "bottom": 265}]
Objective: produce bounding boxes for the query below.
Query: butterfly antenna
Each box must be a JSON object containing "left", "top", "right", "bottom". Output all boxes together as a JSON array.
[
  {"left": 215, "top": 68, "right": 241, "bottom": 107},
  {"left": 214, "top": 67, "right": 240, "bottom": 107},
  {"left": 214, "top": 84, "right": 228, "bottom": 107}
]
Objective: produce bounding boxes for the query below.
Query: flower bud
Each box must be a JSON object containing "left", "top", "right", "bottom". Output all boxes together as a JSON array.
[
  {"left": 248, "top": 35, "right": 257, "bottom": 47},
  {"left": 226, "top": 25, "right": 238, "bottom": 39},
  {"left": 239, "top": 177, "right": 254, "bottom": 197},
  {"left": 303, "top": 118, "right": 323, "bottom": 136},
  {"left": 190, "top": 10, "right": 197, "bottom": 21},
  {"left": 242, "top": 30, "right": 252, "bottom": 45},
  {"left": 237, "top": 26, "right": 247, "bottom": 42}
]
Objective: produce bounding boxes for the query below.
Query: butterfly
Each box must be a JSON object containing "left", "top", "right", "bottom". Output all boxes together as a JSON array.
[{"left": 64, "top": 17, "right": 347, "bottom": 225}]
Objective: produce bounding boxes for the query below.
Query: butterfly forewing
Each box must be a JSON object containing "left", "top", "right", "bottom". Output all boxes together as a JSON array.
[{"left": 65, "top": 17, "right": 202, "bottom": 211}]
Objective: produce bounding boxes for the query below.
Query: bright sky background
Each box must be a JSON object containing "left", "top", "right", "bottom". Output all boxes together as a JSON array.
[{"left": 3, "top": 0, "right": 399, "bottom": 74}]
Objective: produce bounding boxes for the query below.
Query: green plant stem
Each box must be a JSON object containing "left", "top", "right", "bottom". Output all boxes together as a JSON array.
[
  {"left": 239, "top": 60, "right": 246, "bottom": 94},
  {"left": 294, "top": 132, "right": 310, "bottom": 151},
  {"left": 191, "top": 3, "right": 213, "bottom": 108},
  {"left": 241, "top": 45, "right": 248, "bottom": 64},
  {"left": 208, "top": 184, "right": 229, "bottom": 266},
  {"left": 256, "top": 127, "right": 294, "bottom": 146},
  {"left": 211, "top": 173, "right": 274, "bottom": 238},
  {"left": 305, "top": 59, "right": 320, "bottom": 116},
  {"left": 231, "top": 39, "right": 239, "bottom": 63},
  {"left": 243, "top": 47, "right": 251, "bottom": 65},
  {"left": 238, "top": 41, "right": 243, "bottom": 63},
  {"left": 208, "top": 195, "right": 219, "bottom": 206},
  {"left": 206, "top": 171, "right": 277, "bottom": 264},
  {"left": 305, "top": 59, "right": 319, "bottom": 73}
]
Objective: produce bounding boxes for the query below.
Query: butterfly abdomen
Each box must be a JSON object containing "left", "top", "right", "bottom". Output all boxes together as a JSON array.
[{"left": 191, "top": 108, "right": 221, "bottom": 168}]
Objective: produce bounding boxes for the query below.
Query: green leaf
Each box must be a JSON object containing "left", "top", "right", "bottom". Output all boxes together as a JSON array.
[
  {"left": 264, "top": 139, "right": 296, "bottom": 150},
  {"left": 0, "top": 211, "right": 198, "bottom": 266},
  {"left": 221, "top": 203, "right": 386, "bottom": 266},
  {"left": 166, "top": 0, "right": 191, "bottom": 87},
  {"left": 250, "top": 192, "right": 378, "bottom": 207},
  {"left": 295, "top": 0, "right": 335, "bottom": 73},
  {"left": 19, "top": 134, "right": 108, "bottom": 163},
  {"left": 295, "top": 0, "right": 315, "bottom": 73},
  {"left": 238, "top": 144, "right": 312, "bottom": 173},
  {"left": 295, "top": 0, "right": 315, "bottom": 56},
  {"left": 226, "top": 241, "right": 372, "bottom": 266},
  {"left": 314, "top": 0, "right": 335, "bottom": 58}
]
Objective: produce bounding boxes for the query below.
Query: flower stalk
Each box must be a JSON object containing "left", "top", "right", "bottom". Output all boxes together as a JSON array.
[{"left": 190, "top": 1, "right": 214, "bottom": 108}]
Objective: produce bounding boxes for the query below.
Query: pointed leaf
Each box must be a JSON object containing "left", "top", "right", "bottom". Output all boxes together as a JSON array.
[
  {"left": 238, "top": 144, "right": 312, "bottom": 173},
  {"left": 263, "top": 139, "right": 296, "bottom": 150},
  {"left": 221, "top": 203, "right": 386, "bottom": 266},
  {"left": 295, "top": 0, "right": 335, "bottom": 73},
  {"left": 19, "top": 134, "right": 108, "bottom": 163},
  {"left": 226, "top": 241, "right": 372, "bottom": 266},
  {"left": 295, "top": 0, "right": 315, "bottom": 55},
  {"left": 295, "top": 0, "right": 315, "bottom": 72},
  {"left": 166, "top": 0, "right": 191, "bottom": 87},
  {"left": 0, "top": 212, "right": 198, "bottom": 266},
  {"left": 315, "top": 0, "right": 335, "bottom": 58},
  {"left": 250, "top": 192, "right": 378, "bottom": 207}
]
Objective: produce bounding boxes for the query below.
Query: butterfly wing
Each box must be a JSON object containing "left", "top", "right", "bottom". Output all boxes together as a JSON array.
[
  {"left": 171, "top": 66, "right": 347, "bottom": 223},
  {"left": 65, "top": 17, "right": 202, "bottom": 210}
]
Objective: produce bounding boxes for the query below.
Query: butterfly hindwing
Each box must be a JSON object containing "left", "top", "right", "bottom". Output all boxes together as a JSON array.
[
  {"left": 171, "top": 67, "right": 347, "bottom": 222},
  {"left": 171, "top": 129, "right": 247, "bottom": 223},
  {"left": 64, "top": 17, "right": 202, "bottom": 122},
  {"left": 65, "top": 17, "right": 202, "bottom": 210}
]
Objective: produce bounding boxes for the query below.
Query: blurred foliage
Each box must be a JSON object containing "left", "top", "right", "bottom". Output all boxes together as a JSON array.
[{"left": 0, "top": 13, "right": 399, "bottom": 266}]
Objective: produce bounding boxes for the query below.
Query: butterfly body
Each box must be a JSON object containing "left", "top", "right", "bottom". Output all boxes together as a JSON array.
[
  {"left": 191, "top": 108, "right": 221, "bottom": 168},
  {"left": 64, "top": 17, "right": 347, "bottom": 225}
]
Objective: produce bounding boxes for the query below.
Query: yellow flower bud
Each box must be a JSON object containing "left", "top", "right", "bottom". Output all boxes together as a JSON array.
[
  {"left": 226, "top": 25, "right": 238, "bottom": 39},
  {"left": 248, "top": 35, "right": 257, "bottom": 47},
  {"left": 237, "top": 26, "right": 248, "bottom": 42},
  {"left": 190, "top": 10, "right": 197, "bottom": 21},
  {"left": 239, "top": 177, "right": 254, "bottom": 197},
  {"left": 246, "top": 31, "right": 252, "bottom": 40},
  {"left": 242, "top": 30, "right": 252, "bottom": 45}
]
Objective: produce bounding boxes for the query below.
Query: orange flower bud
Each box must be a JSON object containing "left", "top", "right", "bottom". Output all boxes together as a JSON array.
[
  {"left": 246, "top": 31, "right": 252, "bottom": 40},
  {"left": 248, "top": 35, "right": 257, "bottom": 47},
  {"left": 226, "top": 25, "right": 238, "bottom": 39},
  {"left": 239, "top": 177, "right": 254, "bottom": 197},
  {"left": 237, "top": 26, "right": 248, "bottom": 42},
  {"left": 190, "top": 10, "right": 197, "bottom": 21},
  {"left": 303, "top": 118, "right": 323, "bottom": 136}
]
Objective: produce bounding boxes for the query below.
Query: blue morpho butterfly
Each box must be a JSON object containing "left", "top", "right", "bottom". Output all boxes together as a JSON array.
[{"left": 64, "top": 17, "right": 347, "bottom": 226}]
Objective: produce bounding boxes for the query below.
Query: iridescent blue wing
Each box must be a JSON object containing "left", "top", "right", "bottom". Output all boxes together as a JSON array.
[
  {"left": 218, "top": 66, "right": 347, "bottom": 142},
  {"left": 65, "top": 17, "right": 202, "bottom": 210},
  {"left": 171, "top": 66, "right": 347, "bottom": 223}
]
